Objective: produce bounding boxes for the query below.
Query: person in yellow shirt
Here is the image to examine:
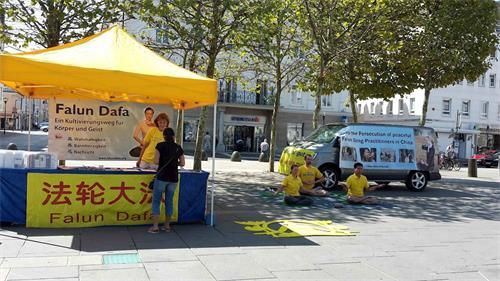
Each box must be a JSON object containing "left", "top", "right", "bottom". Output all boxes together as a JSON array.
[
  {"left": 345, "top": 162, "right": 384, "bottom": 204},
  {"left": 274, "top": 164, "right": 313, "bottom": 206},
  {"left": 298, "top": 155, "right": 328, "bottom": 196},
  {"left": 137, "top": 113, "right": 170, "bottom": 169}
]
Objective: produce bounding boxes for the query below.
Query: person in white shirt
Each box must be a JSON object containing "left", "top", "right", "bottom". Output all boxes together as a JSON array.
[
  {"left": 203, "top": 132, "right": 211, "bottom": 152},
  {"left": 260, "top": 138, "right": 269, "bottom": 157}
]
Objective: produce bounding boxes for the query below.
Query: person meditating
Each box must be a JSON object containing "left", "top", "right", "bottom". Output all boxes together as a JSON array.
[
  {"left": 274, "top": 164, "right": 313, "bottom": 206},
  {"left": 298, "top": 155, "right": 328, "bottom": 196},
  {"left": 345, "top": 162, "right": 384, "bottom": 205}
]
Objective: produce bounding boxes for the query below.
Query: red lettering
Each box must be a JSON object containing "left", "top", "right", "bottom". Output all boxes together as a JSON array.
[
  {"left": 76, "top": 181, "right": 105, "bottom": 205},
  {"left": 108, "top": 181, "right": 136, "bottom": 205},
  {"left": 41, "top": 181, "right": 72, "bottom": 205}
]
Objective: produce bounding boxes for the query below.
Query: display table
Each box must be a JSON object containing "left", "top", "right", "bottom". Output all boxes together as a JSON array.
[{"left": 0, "top": 168, "right": 209, "bottom": 227}]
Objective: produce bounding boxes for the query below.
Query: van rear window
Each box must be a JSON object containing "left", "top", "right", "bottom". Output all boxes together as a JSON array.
[{"left": 304, "top": 125, "right": 344, "bottom": 144}]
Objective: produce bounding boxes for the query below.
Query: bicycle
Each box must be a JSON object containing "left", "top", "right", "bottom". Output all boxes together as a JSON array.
[{"left": 440, "top": 155, "right": 461, "bottom": 171}]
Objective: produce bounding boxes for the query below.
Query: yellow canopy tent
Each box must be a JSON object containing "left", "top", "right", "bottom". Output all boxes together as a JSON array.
[
  {"left": 0, "top": 25, "right": 217, "bottom": 109},
  {"left": 0, "top": 25, "right": 219, "bottom": 225}
]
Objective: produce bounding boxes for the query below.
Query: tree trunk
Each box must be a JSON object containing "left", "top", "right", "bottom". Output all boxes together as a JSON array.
[
  {"left": 193, "top": 54, "right": 216, "bottom": 170},
  {"left": 349, "top": 91, "right": 358, "bottom": 123},
  {"left": 313, "top": 94, "right": 321, "bottom": 129},
  {"left": 193, "top": 106, "right": 208, "bottom": 170},
  {"left": 419, "top": 88, "right": 431, "bottom": 126},
  {"left": 269, "top": 77, "right": 281, "bottom": 172},
  {"left": 175, "top": 110, "right": 183, "bottom": 145},
  {"left": 312, "top": 61, "right": 325, "bottom": 129}
]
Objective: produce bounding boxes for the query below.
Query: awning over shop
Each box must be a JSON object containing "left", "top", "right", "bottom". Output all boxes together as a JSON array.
[{"left": 0, "top": 26, "right": 216, "bottom": 110}]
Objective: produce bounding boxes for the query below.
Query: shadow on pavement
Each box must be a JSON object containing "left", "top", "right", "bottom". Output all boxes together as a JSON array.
[{"left": 1, "top": 170, "right": 498, "bottom": 254}]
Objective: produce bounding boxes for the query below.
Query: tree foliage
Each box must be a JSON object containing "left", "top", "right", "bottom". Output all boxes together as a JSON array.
[
  {"left": 301, "top": 0, "right": 392, "bottom": 125},
  {"left": 3, "top": 0, "right": 136, "bottom": 48},
  {"left": 238, "top": 0, "right": 307, "bottom": 172},
  {"left": 139, "top": 0, "right": 254, "bottom": 171},
  {"left": 400, "top": 0, "right": 499, "bottom": 125}
]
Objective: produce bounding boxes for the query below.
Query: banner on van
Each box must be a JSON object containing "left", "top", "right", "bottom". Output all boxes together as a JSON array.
[
  {"left": 278, "top": 147, "right": 315, "bottom": 175},
  {"left": 339, "top": 126, "right": 418, "bottom": 170}
]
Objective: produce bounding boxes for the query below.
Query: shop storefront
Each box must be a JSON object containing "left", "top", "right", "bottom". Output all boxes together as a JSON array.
[{"left": 223, "top": 114, "right": 266, "bottom": 152}]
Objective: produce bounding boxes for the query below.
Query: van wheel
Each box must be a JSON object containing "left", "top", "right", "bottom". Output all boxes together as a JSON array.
[
  {"left": 405, "top": 171, "right": 427, "bottom": 192},
  {"left": 320, "top": 165, "right": 339, "bottom": 190}
]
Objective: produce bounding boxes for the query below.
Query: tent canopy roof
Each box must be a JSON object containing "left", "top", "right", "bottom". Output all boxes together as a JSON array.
[{"left": 0, "top": 26, "right": 216, "bottom": 109}]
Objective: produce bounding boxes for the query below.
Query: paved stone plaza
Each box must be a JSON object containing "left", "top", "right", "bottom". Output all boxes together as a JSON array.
[{"left": 1, "top": 158, "right": 499, "bottom": 281}]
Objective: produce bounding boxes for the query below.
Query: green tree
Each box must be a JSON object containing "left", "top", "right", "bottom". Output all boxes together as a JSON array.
[
  {"left": 301, "top": 0, "right": 387, "bottom": 125},
  {"left": 140, "top": 0, "right": 253, "bottom": 170},
  {"left": 324, "top": 0, "right": 418, "bottom": 122},
  {"left": 401, "top": 0, "right": 499, "bottom": 126},
  {"left": 239, "top": 0, "right": 307, "bottom": 172},
  {"left": 138, "top": 0, "right": 206, "bottom": 146},
  {"left": 3, "top": 0, "right": 135, "bottom": 48}
]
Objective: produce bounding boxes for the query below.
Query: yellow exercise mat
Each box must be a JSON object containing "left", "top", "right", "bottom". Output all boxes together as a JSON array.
[{"left": 235, "top": 220, "right": 357, "bottom": 238}]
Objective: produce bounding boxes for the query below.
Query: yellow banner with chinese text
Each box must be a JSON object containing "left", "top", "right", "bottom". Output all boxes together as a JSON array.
[{"left": 27, "top": 173, "right": 179, "bottom": 228}]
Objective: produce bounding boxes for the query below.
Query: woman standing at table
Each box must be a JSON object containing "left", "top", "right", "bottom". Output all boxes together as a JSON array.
[
  {"left": 137, "top": 113, "right": 170, "bottom": 169},
  {"left": 148, "top": 128, "right": 185, "bottom": 233}
]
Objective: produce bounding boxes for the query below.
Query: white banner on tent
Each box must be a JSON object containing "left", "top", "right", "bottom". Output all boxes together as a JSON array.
[{"left": 48, "top": 99, "right": 173, "bottom": 160}]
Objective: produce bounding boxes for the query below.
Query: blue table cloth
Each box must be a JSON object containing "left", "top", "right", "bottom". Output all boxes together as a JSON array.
[{"left": 0, "top": 168, "right": 209, "bottom": 225}]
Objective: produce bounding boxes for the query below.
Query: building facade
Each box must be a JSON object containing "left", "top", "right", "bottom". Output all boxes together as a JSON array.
[{"left": 0, "top": 85, "right": 49, "bottom": 131}]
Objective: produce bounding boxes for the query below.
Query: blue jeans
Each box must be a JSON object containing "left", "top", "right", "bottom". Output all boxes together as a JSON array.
[{"left": 151, "top": 179, "right": 177, "bottom": 216}]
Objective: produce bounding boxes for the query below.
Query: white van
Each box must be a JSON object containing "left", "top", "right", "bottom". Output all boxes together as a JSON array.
[{"left": 278, "top": 123, "right": 441, "bottom": 191}]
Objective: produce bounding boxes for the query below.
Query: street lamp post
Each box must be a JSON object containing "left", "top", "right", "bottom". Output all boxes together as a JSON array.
[{"left": 3, "top": 98, "right": 7, "bottom": 134}]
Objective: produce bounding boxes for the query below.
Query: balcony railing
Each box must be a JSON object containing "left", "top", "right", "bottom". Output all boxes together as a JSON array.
[{"left": 218, "top": 90, "right": 273, "bottom": 106}]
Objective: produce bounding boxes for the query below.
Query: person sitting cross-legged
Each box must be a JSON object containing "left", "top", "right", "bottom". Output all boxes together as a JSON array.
[
  {"left": 345, "top": 162, "right": 385, "bottom": 205},
  {"left": 274, "top": 164, "right": 313, "bottom": 206},
  {"left": 298, "top": 155, "right": 329, "bottom": 197}
]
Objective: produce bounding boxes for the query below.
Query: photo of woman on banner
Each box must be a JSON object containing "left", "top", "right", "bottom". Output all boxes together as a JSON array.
[
  {"left": 148, "top": 127, "right": 185, "bottom": 233},
  {"left": 360, "top": 148, "right": 376, "bottom": 162},
  {"left": 341, "top": 146, "right": 356, "bottom": 161},
  {"left": 130, "top": 107, "right": 156, "bottom": 157},
  {"left": 137, "top": 112, "right": 170, "bottom": 169},
  {"left": 416, "top": 136, "right": 435, "bottom": 171}
]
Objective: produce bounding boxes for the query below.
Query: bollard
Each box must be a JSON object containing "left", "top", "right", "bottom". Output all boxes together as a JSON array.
[
  {"left": 468, "top": 158, "right": 477, "bottom": 178},
  {"left": 230, "top": 151, "right": 241, "bottom": 162},
  {"left": 258, "top": 152, "right": 268, "bottom": 162},
  {"left": 6, "top": 143, "right": 17, "bottom": 150},
  {"left": 201, "top": 150, "right": 208, "bottom": 161}
]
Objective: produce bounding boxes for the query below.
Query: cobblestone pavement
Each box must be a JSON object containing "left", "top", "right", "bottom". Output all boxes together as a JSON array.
[{"left": 1, "top": 158, "right": 499, "bottom": 281}]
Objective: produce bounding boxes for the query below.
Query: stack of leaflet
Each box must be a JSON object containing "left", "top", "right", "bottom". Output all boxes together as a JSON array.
[{"left": 0, "top": 150, "right": 58, "bottom": 169}]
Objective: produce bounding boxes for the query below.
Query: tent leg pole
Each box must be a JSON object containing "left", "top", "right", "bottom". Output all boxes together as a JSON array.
[
  {"left": 210, "top": 103, "right": 217, "bottom": 226},
  {"left": 28, "top": 98, "right": 32, "bottom": 151}
]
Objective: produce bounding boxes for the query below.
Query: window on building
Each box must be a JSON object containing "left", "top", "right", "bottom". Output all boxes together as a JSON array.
[
  {"left": 481, "top": 102, "right": 489, "bottom": 118},
  {"left": 462, "top": 100, "right": 470, "bottom": 117},
  {"left": 291, "top": 91, "right": 302, "bottom": 105},
  {"left": 489, "top": 74, "right": 496, "bottom": 88},
  {"left": 478, "top": 75, "right": 485, "bottom": 87},
  {"left": 370, "top": 102, "right": 375, "bottom": 115},
  {"left": 442, "top": 99, "right": 451, "bottom": 116},
  {"left": 155, "top": 28, "right": 168, "bottom": 44},
  {"left": 467, "top": 80, "right": 474, "bottom": 86},
  {"left": 321, "top": 95, "right": 332, "bottom": 107},
  {"left": 409, "top": 98, "right": 416, "bottom": 114},
  {"left": 399, "top": 99, "right": 404, "bottom": 114},
  {"left": 387, "top": 101, "right": 393, "bottom": 115},
  {"left": 287, "top": 123, "right": 303, "bottom": 144}
]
